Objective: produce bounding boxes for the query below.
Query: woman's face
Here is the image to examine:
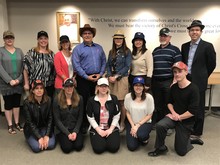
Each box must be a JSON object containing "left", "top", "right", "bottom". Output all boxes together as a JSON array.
[
  {"left": 98, "top": 85, "right": 109, "bottom": 95},
  {"left": 4, "top": 36, "right": 14, "bottom": 47},
  {"left": 64, "top": 86, "right": 74, "bottom": 95},
  {"left": 134, "top": 39, "right": 143, "bottom": 49},
  {"left": 114, "top": 38, "right": 123, "bottom": 47},
  {"left": 61, "top": 41, "right": 70, "bottom": 50},
  {"left": 133, "top": 83, "right": 144, "bottom": 95},
  {"left": 33, "top": 85, "right": 44, "bottom": 97},
  {"left": 38, "top": 36, "right": 48, "bottom": 48}
]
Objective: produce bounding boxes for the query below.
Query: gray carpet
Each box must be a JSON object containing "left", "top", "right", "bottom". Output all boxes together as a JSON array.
[{"left": 0, "top": 114, "right": 219, "bottom": 165}]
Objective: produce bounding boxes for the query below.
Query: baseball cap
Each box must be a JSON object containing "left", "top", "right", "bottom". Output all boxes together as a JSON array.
[
  {"left": 97, "top": 78, "right": 109, "bottom": 86},
  {"left": 172, "top": 62, "right": 188, "bottom": 71},
  {"left": 159, "top": 28, "right": 171, "bottom": 36},
  {"left": 60, "top": 35, "right": 70, "bottom": 43},
  {"left": 63, "top": 78, "right": 74, "bottom": 87},
  {"left": 31, "top": 80, "right": 44, "bottom": 89},
  {"left": 37, "top": 30, "right": 48, "bottom": 39},
  {"left": 133, "top": 77, "right": 145, "bottom": 85},
  {"left": 3, "top": 31, "right": 15, "bottom": 39}
]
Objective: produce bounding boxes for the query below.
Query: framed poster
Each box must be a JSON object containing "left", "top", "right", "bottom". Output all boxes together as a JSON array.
[{"left": 56, "top": 12, "right": 80, "bottom": 43}]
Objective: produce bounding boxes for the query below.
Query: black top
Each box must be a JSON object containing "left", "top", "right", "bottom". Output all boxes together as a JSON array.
[{"left": 168, "top": 82, "right": 200, "bottom": 124}]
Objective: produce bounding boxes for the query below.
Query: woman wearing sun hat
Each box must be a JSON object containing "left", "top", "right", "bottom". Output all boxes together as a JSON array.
[
  {"left": 124, "top": 76, "right": 154, "bottom": 151},
  {"left": 129, "top": 32, "right": 153, "bottom": 92},
  {"left": 0, "top": 30, "right": 24, "bottom": 134},
  {"left": 23, "top": 80, "right": 56, "bottom": 153},
  {"left": 106, "top": 30, "right": 132, "bottom": 132}
]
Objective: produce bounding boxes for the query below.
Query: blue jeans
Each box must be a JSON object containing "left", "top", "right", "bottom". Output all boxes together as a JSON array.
[
  {"left": 126, "top": 121, "right": 152, "bottom": 151},
  {"left": 26, "top": 128, "right": 56, "bottom": 153}
]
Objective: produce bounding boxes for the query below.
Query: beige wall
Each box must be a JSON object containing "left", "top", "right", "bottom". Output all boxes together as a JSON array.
[{"left": 3, "top": 0, "right": 220, "bottom": 106}]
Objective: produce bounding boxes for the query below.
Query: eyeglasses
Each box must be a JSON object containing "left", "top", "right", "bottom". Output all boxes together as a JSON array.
[{"left": 83, "top": 32, "right": 92, "bottom": 35}]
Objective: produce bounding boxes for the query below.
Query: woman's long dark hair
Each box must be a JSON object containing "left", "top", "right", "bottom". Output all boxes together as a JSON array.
[
  {"left": 28, "top": 85, "right": 49, "bottom": 103},
  {"left": 130, "top": 84, "right": 146, "bottom": 101},
  {"left": 110, "top": 38, "right": 129, "bottom": 59},
  {"left": 132, "top": 39, "right": 147, "bottom": 55}
]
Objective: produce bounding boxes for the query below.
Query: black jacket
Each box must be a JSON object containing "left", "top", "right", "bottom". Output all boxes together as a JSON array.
[
  {"left": 53, "top": 96, "right": 83, "bottom": 136},
  {"left": 23, "top": 98, "right": 53, "bottom": 140},
  {"left": 86, "top": 94, "right": 120, "bottom": 130},
  {"left": 181, "top": 39, "right": 216, "bottom": 91}
]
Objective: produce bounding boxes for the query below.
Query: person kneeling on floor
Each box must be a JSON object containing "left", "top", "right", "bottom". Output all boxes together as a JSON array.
[{"left": 148, "top": 62, "right": 199, "bottom": 157}]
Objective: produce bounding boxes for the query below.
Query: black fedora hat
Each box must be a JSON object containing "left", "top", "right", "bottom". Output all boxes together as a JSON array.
[{"left": 187, "top": 20, "right": 205, "bottom": 30}]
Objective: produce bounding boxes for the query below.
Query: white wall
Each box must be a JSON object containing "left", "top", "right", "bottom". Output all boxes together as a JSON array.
[
  {"left": 0, "top": 0, "right": 8, "bottom": 46},
  {"left": 5, "top": 0, "right": 220, "bottom": 106}
]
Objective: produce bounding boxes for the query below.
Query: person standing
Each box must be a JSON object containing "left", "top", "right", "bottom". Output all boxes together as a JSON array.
[
  {"left": 0, "top": 31, "right": 24, "bottom": 134},
  {"left": 125, "top": 77, "right": 154, "bottom": 151},
  {"left": 181, "top": 20, "right": 216, "bottom": 145},
  {"left": 106, "top": 30, "right": 132, "bottom": 132},
  {"left": 53, "top": 78, "right": 84, "bottom": 153},
  {"left": 23, "top": 31, "right": 55, "bottom": 98},
  {"left": 151, "top": 28, "right": 182, "bottom": 125},
  {"left": 54, "top": 35, "right": 76, "bottom": 94},
  {"left": 72, "top": 24, "right": 106, "bottom": 133},
  {"left": 148, "top": 62, "right": 200, "bottom": 157},
  {"left": 129, "top": 32, "right": 153, "bottom": 92}
]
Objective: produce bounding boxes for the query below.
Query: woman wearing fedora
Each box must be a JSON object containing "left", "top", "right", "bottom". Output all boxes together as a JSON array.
[
  {"left": 54, "top": 35, "right": 76, "bottom": 95},
  {"left": 106, "top": 30, "right": 132, "bottom": 132},
  {"left": 0, "top": 30, "right": 24, "bottom": 134},
  {"left": 72, "top": 24, "right": 106, "bottom": 134},
  {"left": 129, "top": 32, "right": 153, "bottom": 92}
]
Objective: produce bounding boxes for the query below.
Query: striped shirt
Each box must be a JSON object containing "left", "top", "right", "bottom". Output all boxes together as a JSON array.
[{"left": 152, "top": 43, "right": 182, "bottom": 80}]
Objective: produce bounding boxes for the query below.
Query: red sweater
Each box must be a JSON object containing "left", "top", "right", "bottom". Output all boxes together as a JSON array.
[{"left": 54, "top": 51, "right": 70, "bottom": 89}]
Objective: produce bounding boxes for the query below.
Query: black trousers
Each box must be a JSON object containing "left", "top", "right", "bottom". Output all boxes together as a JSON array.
[
  {"left": 151, "top": 78, "right": 172, "bottom": 123},
  {"left": 155, "top": 117, "right": 194, "bottom": 156},
  {"left": 76, "top": 75, "right": 97, "bottom": 129},
  {"left": 57, "top": 132, "right": 84, "bottom": 153}
]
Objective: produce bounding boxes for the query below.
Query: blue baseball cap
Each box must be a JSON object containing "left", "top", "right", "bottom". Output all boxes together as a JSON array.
[{"left": 133, "top": 77, "right": 145, "bottom": 85}]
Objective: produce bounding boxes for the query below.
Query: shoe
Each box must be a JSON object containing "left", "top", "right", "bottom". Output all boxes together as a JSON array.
[
  {"left": 15, "top": 123, "right": 24, "bottom": 132},
  {"left": 8, "top": 125, "right": 17, "bottom": 134},
  {"left": 148, "top": 146, "right": 168, "bottom": 157},
  {"left": 141, "top": 139, "right": 149, "bottom": 146},
  {"left": 190, "top": 138, "right": 204, "bottom": 145}
]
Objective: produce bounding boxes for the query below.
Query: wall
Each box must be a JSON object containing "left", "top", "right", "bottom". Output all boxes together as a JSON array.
[{"left": 4, "top": 0, "right": 220, "bottom": 105}]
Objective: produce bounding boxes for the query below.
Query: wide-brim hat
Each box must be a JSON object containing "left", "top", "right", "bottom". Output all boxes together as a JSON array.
[
  {"left": 132, "top": 32, "right": 146, "bottom": 44},
  {"left": 79, "top": 24, "right": 96, "bottom": 37},
  {"left": 187, "top": 20, "right": 205, "bottom": 30},
  {"left": 3, "top": 30, "right": 15, "bottom": 39},
  {"left": 112, "top": 30, "right": 125, "bottom": 39}
]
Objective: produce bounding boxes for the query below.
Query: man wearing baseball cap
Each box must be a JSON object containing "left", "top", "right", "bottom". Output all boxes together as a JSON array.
[
  {"left": 148, "top": 61, "right": 200, "bottom": 157},
  {"left": 151, "top": 27, "right": 182, "bottom": 131},
  {"left": 181, "top": 20, "right": 216, "bottom": 145}
]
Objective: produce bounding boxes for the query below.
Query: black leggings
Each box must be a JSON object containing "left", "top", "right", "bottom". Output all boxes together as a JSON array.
[{"left": 57, "top": 132, "right": 84, "bottom": 153}]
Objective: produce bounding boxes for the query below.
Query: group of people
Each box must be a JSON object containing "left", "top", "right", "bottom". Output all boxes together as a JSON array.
[{"left": 0, "top": 19, "right": 216, "bottom": 156}]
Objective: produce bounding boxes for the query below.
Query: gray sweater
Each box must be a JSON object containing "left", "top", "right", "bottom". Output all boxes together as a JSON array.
[{"left": 0, "top": 47, "right": 24, "bottom": 95}]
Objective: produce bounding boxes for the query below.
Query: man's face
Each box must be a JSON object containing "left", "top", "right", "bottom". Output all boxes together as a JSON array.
[
  {"left": 159, "top": 35, "right": 171, "bottom": 47},
  {"left": 173, "top": 68, "right": 187, "bottom": 82},
  {"left": 82, "top": 30, "right": 93, "bottom": 43},
  {"left": 188, "top": 26, "right": 202, "bottom": 42}
]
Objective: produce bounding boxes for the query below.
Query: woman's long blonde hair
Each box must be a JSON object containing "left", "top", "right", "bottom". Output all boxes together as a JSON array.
[{"left": 57, "top": 87, "right": 80, "bottom": 109}]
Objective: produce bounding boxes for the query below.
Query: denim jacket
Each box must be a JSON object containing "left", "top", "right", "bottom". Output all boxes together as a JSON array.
[{"left": 106, "top": 47, "right": 132, "bottom": 77}]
